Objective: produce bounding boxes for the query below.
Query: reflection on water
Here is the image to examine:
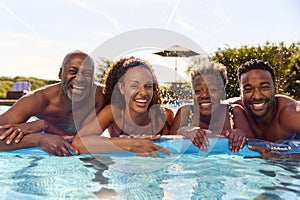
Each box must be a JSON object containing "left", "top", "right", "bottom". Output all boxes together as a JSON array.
[{"left": 0, "top": 149, "right": 299, "bottom": 199}]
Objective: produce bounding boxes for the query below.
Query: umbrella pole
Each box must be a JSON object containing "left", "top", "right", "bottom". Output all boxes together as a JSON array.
[{"left": 175, "top": 58, "right": 177, "bottom": 82}]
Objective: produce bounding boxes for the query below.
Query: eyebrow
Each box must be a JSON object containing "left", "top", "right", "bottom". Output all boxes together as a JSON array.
[{"left": 243, "top": 81, "right": 272, "bottom": 88}]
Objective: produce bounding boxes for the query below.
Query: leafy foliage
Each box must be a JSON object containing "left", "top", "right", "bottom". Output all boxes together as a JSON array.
[
  {"left": 94, "top": 57, "right": 112, "bottom": 84},
  {"left": 210, "top": 41, "right": 300, "bottom": 99},
  {"left": 0, "top": 76, "right": 59, "bottom": 99}
]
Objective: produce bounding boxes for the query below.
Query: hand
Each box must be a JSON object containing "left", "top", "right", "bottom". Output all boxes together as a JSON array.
[
  {"left": 248, "top": 144, "right": 300, "bottom": 159},
  {"left": 178, "top": 126, "right": 209, "bottom": 150},
  {"left": 38, "top": 134, "right": 78, "bottom": 156},
  {"left": 0, "top": 123, "right": 37, "bottom": 144},
  {"left": 124, "top": 138, "right": 172, "bottom": 157},
  {"left": 248, "top": 145, "right": 284, "bottom": 159},
  {"left": 225, "top": 129, "right": 247, "bottom": 152},
  {"left": 0, "top": 120, "right": 73, "bottom": 144}
]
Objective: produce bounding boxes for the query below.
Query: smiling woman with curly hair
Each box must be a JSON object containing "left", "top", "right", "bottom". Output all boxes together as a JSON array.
[
  {"left": 103, "top": 57, "right": 161, "bottom": 109},
  {"left": 72, "top": 57, "right": 174, "bottom": 156}
]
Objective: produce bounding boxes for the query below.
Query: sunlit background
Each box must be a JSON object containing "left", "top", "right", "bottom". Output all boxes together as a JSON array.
[{"left": 0, "top": 0, "right": 299, "bottom": 83}]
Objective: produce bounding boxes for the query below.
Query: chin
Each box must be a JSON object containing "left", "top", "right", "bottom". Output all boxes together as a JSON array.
[{"left": 68, "top": 92, "right": 87, "bottom": 102}]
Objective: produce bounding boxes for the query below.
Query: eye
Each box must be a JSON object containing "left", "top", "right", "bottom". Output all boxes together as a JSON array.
[
  {"left": 243, "top": 87, "right": 252, "bottom": 93},
  {"left": 260, "top": 85, "right": 271, "bottom": 90},
  {"left": 83, "top": 71, "right": 93, "bottom": 78},
  {"left": 68, "top": 69, "right": 78, "bottom": 75},
  {"left": 144, "top": 84, "right": 153, "bottom": 89},
  {"left": 209, "top": 88, "right": 218, "bottom": 93},
  {"left": 130, "top": 83, "right": 139, "bottom": 89}
]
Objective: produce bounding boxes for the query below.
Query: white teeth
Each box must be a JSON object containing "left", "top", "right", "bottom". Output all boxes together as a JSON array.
[
  {"left": 201, "top": 103, "right": 211, "bottom": 106},
  {"left": 253, "top": 102, "right": 264, "bottom": 108},
  {"left": 135, "top": 99, "right": 147, "bottom": 103},
  {"left": 73, "top": 86, "right": 84, "bottom": 90}
]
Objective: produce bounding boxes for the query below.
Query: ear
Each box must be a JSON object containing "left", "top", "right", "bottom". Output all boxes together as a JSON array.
[
  {"left": 118, "top": 82, "right": 124, "bottom": 95},
  {"left": 58, "top": 68, "right": 62, "bottom": 79},
  {"left": 275, "top": 84, "right": 279, "bottom": 94}
]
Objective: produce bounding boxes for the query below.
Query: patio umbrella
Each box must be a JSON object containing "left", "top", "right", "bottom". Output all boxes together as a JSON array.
[{"left": 153, "top": 45, "right": 200, "bottom": 82}]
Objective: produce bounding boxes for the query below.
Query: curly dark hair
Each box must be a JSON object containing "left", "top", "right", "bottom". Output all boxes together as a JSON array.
[
  {"left": 103, "top": 57, "right": 161, "bottom": 109},
  {"left": 237, "top": 59, "right": 276, "bottom": 84}
]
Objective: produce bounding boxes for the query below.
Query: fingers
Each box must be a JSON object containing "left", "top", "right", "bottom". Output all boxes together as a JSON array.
[
  {"left": 14, "top": 130, "right": 25, "bottom": 143},
  {"left": 0, "top": 128, "right": 24, "bottom": 144},
  {"left": 65, "top": 142, "right": 79, "bottom": 155},
  {"left": 0, "top": 124, "right": 16, "bottom": 129},
  {"left": 192, "top": 130, "right": 209, "bottom": 150},
  {"left": 227, "top": 130, "right": 247, "bottom": 152},
  {"left": 0, "top": 128, "right": 13, "bottom": 140},
  {"left": 154, "top": 144, "right": 172, "bottom": 156}
]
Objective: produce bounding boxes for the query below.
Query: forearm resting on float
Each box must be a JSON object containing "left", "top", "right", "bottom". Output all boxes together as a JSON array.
[
  {"left": 0, "top": 132, "right": 42, "bottom": 151},
  {"left": 72, "top": 135, "right": 172, "bottom": 156},
  {"left": 72, "top": 135, "right": 137, "bottom": 154}
]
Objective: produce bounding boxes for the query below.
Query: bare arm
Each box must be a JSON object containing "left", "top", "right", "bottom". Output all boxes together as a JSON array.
[
  {"left": 72, "top": 105, "right": 171, "bottom": 156},
  {"left": 80, "top": 86, "right": 106, "bottom": 127},
  {"left": 169, "top": 105, "right": 190, "bottom": 135},
  {"left": 0, "top": 119, "right": 73, "bottom": 144},
  {"left": 0, "top": 90, "right": 48, "bottom": 125},
  {"left": 160, "top": 107, "right": 174, "bottom": 135},
  {"left": 0, "top": 132, "right": 77, "bottom": 156},
  {"left": 281, "top": 101, "right": 300, "bottom": 137},
  {"left": 226, "top": 105, "right": 254, "bottom": 152},
  {"left": 248, "top": 145, "right": 300, "bottom": 159}
]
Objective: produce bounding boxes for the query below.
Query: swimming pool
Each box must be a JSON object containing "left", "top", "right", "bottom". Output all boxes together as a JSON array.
[{"left": 0, "top": 106, "right": 300, "bottom": 199}]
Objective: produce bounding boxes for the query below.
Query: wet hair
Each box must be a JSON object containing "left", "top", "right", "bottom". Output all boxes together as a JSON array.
[
  {"left": 190, "top": 61, "right": 228, "bottom": 89},
  {"left": 103, "top": 57, "right": 161, "bottom": 108},
  {"left": 237, "top": 59, "right": 275, "bottom": 84},
  {"left": 61, "top": 50, "right": 94, "bottom": 69}
]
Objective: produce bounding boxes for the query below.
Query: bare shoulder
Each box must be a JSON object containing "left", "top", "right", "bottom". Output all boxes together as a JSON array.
[
  {"left": 17, "top": 83, "right": 59, "bottom": 105},
  {"left": 162, "top": 106, "right": 174, "bottom": 116},
  {"left": 95, "top": 85, "right": 104, "bottom": 96},
  {"left": 276, "top": 94, "right": 299, "bottom": 111},
  {"left": 94, "top": 85, "right": 105, "bottom": 110},
  {"left": 176, "top": 104, "right": 192, "bottom": 115},
  {"left": 225, "top": 96, "right": 243, "bottom": 106}
]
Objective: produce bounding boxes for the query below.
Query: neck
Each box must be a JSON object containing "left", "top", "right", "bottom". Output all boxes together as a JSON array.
[
  {"left": 199, "top": 104, "right": 226, "bottom": 132},
  {"left": 125, "top": 108, "right": 150, "bottom": 126}
]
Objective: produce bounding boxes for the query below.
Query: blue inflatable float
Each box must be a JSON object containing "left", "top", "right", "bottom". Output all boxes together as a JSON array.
[{"left": 1, "top": 136, "right": 299, "bottom": 157}]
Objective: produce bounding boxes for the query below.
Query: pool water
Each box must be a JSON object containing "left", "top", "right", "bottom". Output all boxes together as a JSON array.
[
  {"left": 0, "top": 151, "right": 299, "bottom": 200},
  {"left": 0, "top": 105, "right": 300, "bottom": 200}
]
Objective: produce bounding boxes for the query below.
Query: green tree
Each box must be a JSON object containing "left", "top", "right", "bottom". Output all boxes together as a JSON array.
[
  {"left": 210, "top": 41, "right": 300, "bottom": 99},
  {"left": 95, "top": 57, "right": 112, "bottom": 84},
  {"left": 0, "top": 76, "right": 58, "bottom": 99}
]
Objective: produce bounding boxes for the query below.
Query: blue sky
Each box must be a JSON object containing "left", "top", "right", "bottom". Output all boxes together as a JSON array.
[{"left": 0, "top": 0, "right": 299, "bottom": 83}]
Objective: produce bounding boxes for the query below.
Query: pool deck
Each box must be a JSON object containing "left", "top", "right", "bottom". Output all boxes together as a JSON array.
[{"left": 0, "top": 99, "right": 17, "bottom": 106}]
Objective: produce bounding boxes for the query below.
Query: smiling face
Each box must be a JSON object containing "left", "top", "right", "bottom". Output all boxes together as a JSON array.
[
  {"left": 193, "top": 74, "right": 225, "bottom": 116},
  {"left": 60, "top": 54, "right": 94, "bottom": 102},
  {"left": 240, "top": 69, "right": 276, "bottom": 118},
  {"left": 118, "top": 66, "right": 154, "bottom": 115}
]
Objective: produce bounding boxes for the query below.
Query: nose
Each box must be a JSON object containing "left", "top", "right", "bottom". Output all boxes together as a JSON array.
[
  {"left": 198, "top": 88, "right": 210, "bottom": 99},
  {"left": 252, "top": 88, "right": 263, "bottom": 99},
  {"left": 75, "top": 72, "right": 85, "bottom": 82},
  {"left": 139, "top": 85, "right": 147, "bottom": 95}
]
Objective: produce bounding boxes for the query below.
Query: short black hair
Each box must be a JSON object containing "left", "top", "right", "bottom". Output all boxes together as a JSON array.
[{"left": 237, "top": 59, "right": 275, "bottom": 84}]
